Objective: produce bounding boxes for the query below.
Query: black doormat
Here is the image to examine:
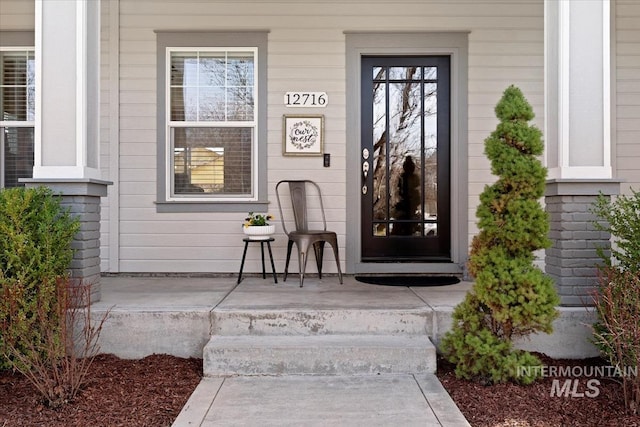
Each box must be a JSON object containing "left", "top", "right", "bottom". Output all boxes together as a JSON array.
[{"left": 354, "top": 275, "right": 460, "bottom": 287}]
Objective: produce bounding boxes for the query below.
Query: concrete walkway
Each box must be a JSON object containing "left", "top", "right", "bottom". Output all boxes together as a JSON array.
[{"left": 172, "top": 373, "right": 470, "bottom": 426}]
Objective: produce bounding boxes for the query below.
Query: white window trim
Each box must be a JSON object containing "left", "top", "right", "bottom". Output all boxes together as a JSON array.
[
  {"left": 164, "top": 46, "right": 259, "bottom": 202},
  {"left": 0, "top": 46, "right": 35, "bottom": 188}
]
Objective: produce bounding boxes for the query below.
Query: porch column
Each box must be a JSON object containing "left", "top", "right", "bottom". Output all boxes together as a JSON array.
[
  {"left": 544, "top": 0, "right": 620, "bottom": 306},
  {"left": 23, "top": 0, "right": 110, "bottom": 303}
]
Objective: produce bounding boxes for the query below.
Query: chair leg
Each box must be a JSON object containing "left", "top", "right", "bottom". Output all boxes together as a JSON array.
[
  {"left": 331, "top": 242, "right": 343, "bottom": 284},
  {"left": 283, "top": 240, "right": 294, "bottom": 282},
  {"left": 298, "top": 242, "right": 312, "bottom": 287},
  {"left": 313, "top": 241, "right": 325, "bottom": 279},
  {"left": 298, "top": 250, "right": 306, "bottom": 288}
]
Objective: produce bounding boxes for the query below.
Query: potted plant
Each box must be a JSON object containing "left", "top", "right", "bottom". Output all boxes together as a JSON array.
[{"left": 243, "top": 212, "right": 275, "bottom": 240}]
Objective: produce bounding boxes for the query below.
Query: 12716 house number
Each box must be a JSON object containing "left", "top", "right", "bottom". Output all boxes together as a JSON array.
[{"left": 284, "top": 92, "right": 328, "bottom": 107}]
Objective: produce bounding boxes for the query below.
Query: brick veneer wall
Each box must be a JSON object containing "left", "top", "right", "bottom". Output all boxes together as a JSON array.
[
  {"left": 23, "top": 179, "right": 111, "bottom": 304},
  {"left": 545, "top": 180, "right": 620, "bottom": 307}
]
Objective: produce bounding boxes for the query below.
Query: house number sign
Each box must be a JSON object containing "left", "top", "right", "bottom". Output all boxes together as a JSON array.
[{"left": 284, "top": 92, "right": 328, "bottom": 107}]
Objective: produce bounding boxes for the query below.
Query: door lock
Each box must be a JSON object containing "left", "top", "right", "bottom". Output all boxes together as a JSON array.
[{"left": 362, "top": 161, "right": 370, "bottom": 178}]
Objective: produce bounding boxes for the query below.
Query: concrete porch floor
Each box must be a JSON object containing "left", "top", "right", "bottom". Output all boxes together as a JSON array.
[
  {"left": 94, "top": 274, "right": 598, "bottom": 361},
  {"left": 93, "top": 274, "right": 472, "bottom": 359}
]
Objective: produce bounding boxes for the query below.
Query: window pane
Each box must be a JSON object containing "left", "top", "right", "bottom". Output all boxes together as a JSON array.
[
  {"left": 172, "top": 127, "right": 252, "bottom": 196},
  {"left": 170, "top": 52, "right": 195, "bottom": 85},
  {"left": 198, "top": 52, "right": 225, "bottom": 86},
  {"left": 170, "top": 50, "right": 254, "bottom": 123},
  {"left": 198, "top": 87, "right": 225, "bottom": 121},
  {"left": 227, "top": 51, "right": 254, "bottom": 87},
  {"left": 227, "top": 86, "right": 253, "bottom": 121},
  {"left": 1, "top": 51, "right": 34, "bottom": 122},
  {"left": 2, "top": 126, "right": 34, "bottom": 187}
]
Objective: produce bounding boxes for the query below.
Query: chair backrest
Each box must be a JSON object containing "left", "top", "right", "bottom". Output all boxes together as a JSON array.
[{"left": 275, "top": 180, "right": 327, "bottom": 234}]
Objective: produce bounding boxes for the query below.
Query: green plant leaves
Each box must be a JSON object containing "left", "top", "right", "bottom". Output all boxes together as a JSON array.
[
  {"left": 441, "top": 85, "right": 559, "bottom": 384},
  {"left": 0, "top": 186, "right": 80, "bottom": 371}
]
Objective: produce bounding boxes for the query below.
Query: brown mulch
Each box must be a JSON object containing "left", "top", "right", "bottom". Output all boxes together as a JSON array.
[
  {"left": 437, "top": 353, "right": 640, "bottom": 427},
  {"left": 1, "top": 352, "right": 639, "bottom": 426},
  {"left": 0, "top": 354, "right": 202, "bottom": 427}
]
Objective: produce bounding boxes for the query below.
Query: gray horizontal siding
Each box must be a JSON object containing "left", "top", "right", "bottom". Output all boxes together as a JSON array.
[
  {"left": 110, "top": 0, "right": 545, "bottom": 272},
  {"left": 616, "top": 0, "right": 640, "bottom": 193}
]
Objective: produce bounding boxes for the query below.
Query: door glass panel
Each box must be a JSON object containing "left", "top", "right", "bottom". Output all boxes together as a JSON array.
[
  {"left": 423, "top": 82, "right": 438, "bottom": 229},
  {"left": 389, "top": 80, "right": 422, "bottom": 236},
  {"left": 373, "top": 223, "right": 387, "bottom": 236},
  {"left": 424, "top": 66, "right": 437, "bottom": 80},
  {"left": 373, "top": 66, "right": 385, "bottom": 81},
  {"left": 371, "top": 66, "right": 427, "bottom": 237},
  {"left": 389, "top": 66, "right": 421, "bottom": 80},
  {"left": 372, "top": 78, "right": 388, "bottom": 223}
]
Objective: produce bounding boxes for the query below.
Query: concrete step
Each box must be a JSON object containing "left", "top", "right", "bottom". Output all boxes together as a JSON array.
[
  {"left": 211, "top": 308, "right": 434, "bottom": 336},
  {"left": 203, "top": 334, "right": 436, "bottom": 376}
]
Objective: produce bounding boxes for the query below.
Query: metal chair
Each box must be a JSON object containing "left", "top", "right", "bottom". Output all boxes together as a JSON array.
[{"left": 275, "top": 180, "right": 343, "bottom": 287}]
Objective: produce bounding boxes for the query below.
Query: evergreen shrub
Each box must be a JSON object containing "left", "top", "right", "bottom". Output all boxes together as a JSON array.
[
  {"left": 0, "top": 186, "right": 80, "bottom": 370},
  {"left": 441, "top": 86, "right": 559, "bottom": 384}
]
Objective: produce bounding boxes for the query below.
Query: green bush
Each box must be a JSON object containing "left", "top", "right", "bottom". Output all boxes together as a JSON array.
[
  {"left": 592, "top": 189, "right": 640, "bottom": 274},
  {"left": 591, "top": 189, "right": 640, "bottom": 414},
  {"left": 441, "top": 86, "right": 559, "bottom": 384},
  {"left": 0, "top": 186, "right": 80, "bottom": 370}
]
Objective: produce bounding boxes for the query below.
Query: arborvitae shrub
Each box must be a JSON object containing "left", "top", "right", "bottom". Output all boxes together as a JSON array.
[
  {"left": 441, "top": 86, "right": 559, "bottom": 384},
  {"left": 0, "top": 186, "right": 80, "bottom": 370}
]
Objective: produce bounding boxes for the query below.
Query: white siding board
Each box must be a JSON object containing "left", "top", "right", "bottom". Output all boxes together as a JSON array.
[
  {"left": 617, "top": 105, "right": 640, "bottom": 118},
  {"left": 120, "top": 182, "right": 155, "bottom": 196},
  {"left": 121, "top": 104, "right": 157, "bottom": 117},
  {"left": 120, "top": 91, "right": 156, "bottom": 105},
  {"left": 121, "top": 234, "right": 238, "bottom": 247},
  {"left": 121, "top": 1, "right": 541, "bottom": 18},
  {"left": 617, "top": 55, "right": 640, "bottom": 68},
  {"left": 119, "top": 79, "right": 156, "bottom": 92},
  {"left": 119, "top": 116, "right": 155, "bottom": 130},
  {"left": 618, "top": 119, "right": 640, "bottom": 131},
  {"left": 120, "top": 195, "right": 157, "bottom": 207},
  {"left": 119, "top": 130, "right": 156, "bottom": 143},
  {"left": 0, "top": 1, "right": 34, "bottom": 30},
  {"left": 120, "top": 65, "right": 156, "bottom": 79},
  {"left": 617, "top": 93, "right": 640, "bottom": 106},
  {"left": 120, "top": 142, "right": 156, "bottom": 156},
  {"left": 120, "top": 247, "right": 246, "bottom": 260},
  {"left": 617, "top": 32, "right": 640, "bottom": 43},
  {"left": 119, "top": 259, "right": 312, "bottom": 274},
  {"left": 470, "top": 29, "right": 541, "bottom": 42},
  {"left": 120, "top": 156, "right": 156, "bottom": 169},
  {"left": 120, "top": 169, "right": 156, "bottom": 182},
  {"left": 470, "top": 55, "right": 543, "bottom": 68}
]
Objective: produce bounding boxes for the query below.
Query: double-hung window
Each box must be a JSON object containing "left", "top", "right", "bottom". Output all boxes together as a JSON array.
[
  {"left": 157, "top": 31, "right": 267, "bottom": 212},
  {"left": 0, "top": 48, "right": 34, "bottom": 188},
  {"left": 168, "top": 48, "right": 256, "bottom": 199}
]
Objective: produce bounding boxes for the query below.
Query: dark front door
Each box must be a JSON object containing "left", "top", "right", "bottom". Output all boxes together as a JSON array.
[{"left": 360, "top": 56, "right": 451, "bottom": 261}]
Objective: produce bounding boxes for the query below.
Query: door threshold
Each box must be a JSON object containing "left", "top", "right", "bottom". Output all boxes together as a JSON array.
[{"left": 353, "top": 262, "right": 463, "bottom": 276}]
